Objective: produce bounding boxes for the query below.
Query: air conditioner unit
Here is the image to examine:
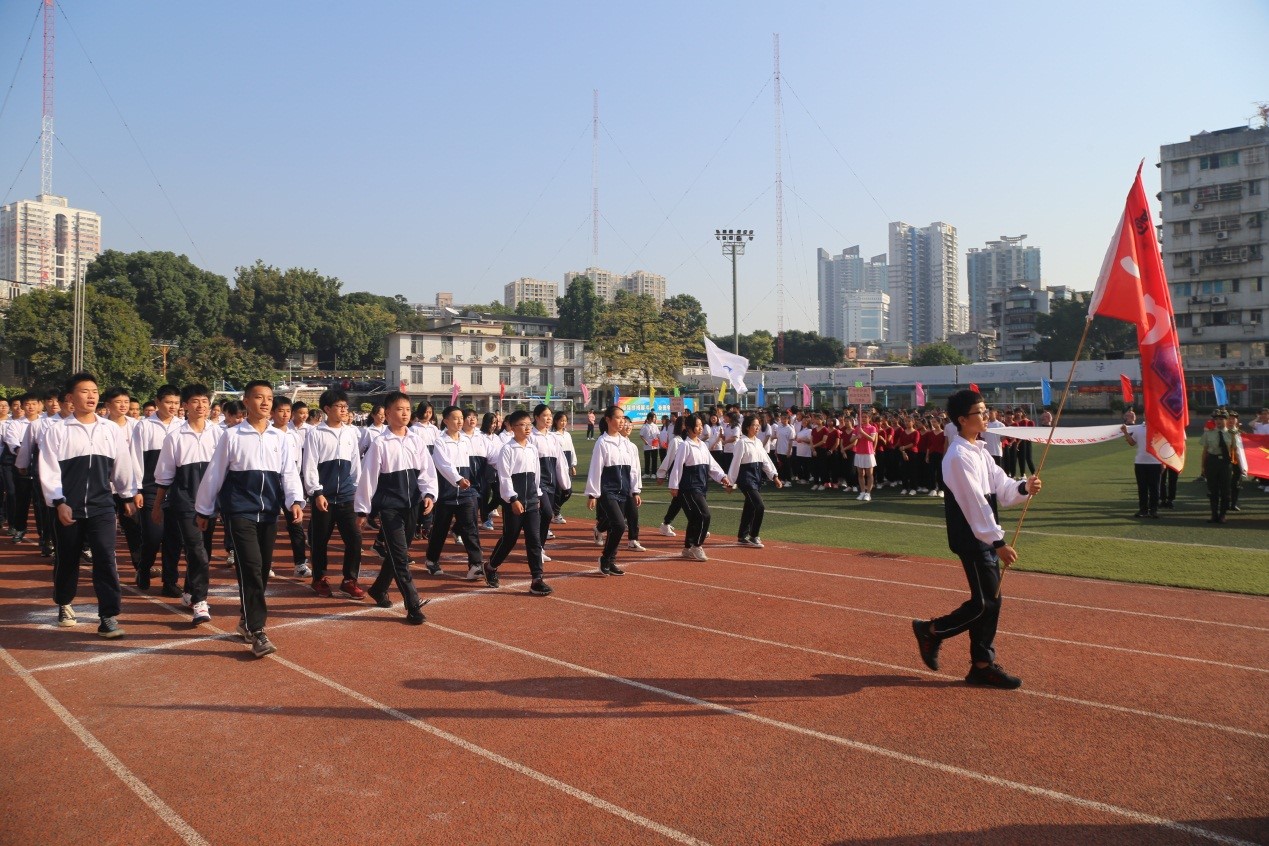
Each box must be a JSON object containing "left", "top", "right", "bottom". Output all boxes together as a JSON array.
[
  {"left": 1190, "top": 268, "right": 1201, "bottom": 275},
  {"left": 1192, "top": 203, "right": 1204, "bottom": 211},
  {"left": 1211, "top": 295, "right": 1227, "bottom": 305},
  {"left": 1191, "top": 326, "right": 1204, "bottom": 335},
  {"left": 1216, "top": 231, "right": 1229, "bottom": 240}
]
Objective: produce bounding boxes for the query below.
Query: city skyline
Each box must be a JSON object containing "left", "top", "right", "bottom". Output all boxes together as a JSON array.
[{"left": 0, "top": 1, "right": 1265, "bottom": 337}]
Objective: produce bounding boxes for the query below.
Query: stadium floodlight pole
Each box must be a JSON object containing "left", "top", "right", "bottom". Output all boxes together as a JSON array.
[{"left": 715, "top": 229, "right": 754, "bottom": 355}]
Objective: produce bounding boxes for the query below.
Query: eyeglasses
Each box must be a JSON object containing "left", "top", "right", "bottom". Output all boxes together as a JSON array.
[{"left": 965, "top": 409, "right": 991, "bottom": 417}]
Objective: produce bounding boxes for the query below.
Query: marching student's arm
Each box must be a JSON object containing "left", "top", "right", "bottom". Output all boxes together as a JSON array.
[{"left": 193, "top": 433, "right": 231, "bottom": 533}]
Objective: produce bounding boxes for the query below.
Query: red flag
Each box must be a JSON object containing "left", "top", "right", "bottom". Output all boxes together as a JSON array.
[
  {"left": 580, "top": 383, "right": 590, "bottom": 406},
  {"left": 801, "top": 383, "right": 811, "bottom": 406},
  {"left": 1088, "top": 165, "right": 1189, "bottom": 471},
  {"left": 1244, "top": 434, "right": 1269, "bottom": 481},
  {"left": 499, "top": 381, "right": 506, "bottom": 401},
  {"left": 914, "top": 382, "right": 925, "bottom": 407},
  {"left": 450, "top": 382, "right": 461, "bottom": 406},
  {"left": 399, "top": 379, "right": 407, "bottom": 392},
  {"left": 968, "top": 383, "right": 979, "bottom": 393},
  {"left": 1119, "top": 374, "right": 1134, "bottom": 404}
]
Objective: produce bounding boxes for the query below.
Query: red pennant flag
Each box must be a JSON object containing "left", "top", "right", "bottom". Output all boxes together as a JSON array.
[
  {"left": 450, "top": 382, "right": 461, "bottom": 406},
  {"left": 968, "top": 383, "right": 979, "bottom": 393},
  {"left": 580, "top": 383, "right": 590, "bottom": 406},
  {"left": 399, "top": 379, "right": 407, "bottom": 392},
  {"left": 499, "top": 381, "right": 506, "bottom": 401},
  {"left": 1120, "top": 374, "right": 1134, "bottom": 404},
  {"left": 1088, "top": 165, "right": 1188, "bottom": 471}
]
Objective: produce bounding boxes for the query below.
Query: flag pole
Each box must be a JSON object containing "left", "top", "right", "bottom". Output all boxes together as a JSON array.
[{"left": 997, "top": 317, "right": 1094, "bottom": 596}]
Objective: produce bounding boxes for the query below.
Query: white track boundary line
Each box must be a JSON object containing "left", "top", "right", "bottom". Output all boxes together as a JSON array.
[
  {"left": 704, "top": 554, "right": 1269, "bottom": 634},
  {"left": 0, "top": 645, "right": 210, "bottom": 846},
  {"left": 636, "top": 497, "right": 1269, "bottom": 555},
  {"left": 546, "top": 590, "right": 1269, "bottom": 741},
  {"left": 270, "top": 652, "right": 711, "bottom": 846},
  {"left": 429, "top": 623, "right": 1260, "bottom": 846}
]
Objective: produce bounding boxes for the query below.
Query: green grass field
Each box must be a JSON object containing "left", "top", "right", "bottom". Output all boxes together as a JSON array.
[{"left": 557, "top": 434, "right": 1269, "bottom": 595}]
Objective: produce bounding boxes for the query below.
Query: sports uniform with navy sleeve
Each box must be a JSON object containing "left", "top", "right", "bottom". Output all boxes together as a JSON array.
[
  {"left": 154, "top": 422, "right": 223, "bottom": 609},
  {"left": 302, "top": 421, "right": 364, "bottom": 590}
]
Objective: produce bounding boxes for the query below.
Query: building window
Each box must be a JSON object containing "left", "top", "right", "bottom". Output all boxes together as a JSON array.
[
  {"left": 1249, "top": 180, "right": 1262, "bottom": 196},
  {"left": 441, "top": 367, "right": 453, "bottom": 384},
  {"left": 500, "top": 341, "right": 511, "bottom": 357},
  {"left": 564, "top": 369, "right": 575, "bottom": 387},
  {"left": 1199, "top": 152, "right": 1239, "bottom": 170},
  {"left": 470, "top": 367, "right": 483, "bottom": 385},
  {"left": 1170, "top": 191, "right": 1190, "bottom": 205},
  {"left": 564, "top": 341, "right": 575, "bottom": 359},
  {"left": 539, "top": 369, "right": 549, "bottom": 386},
  {"left": 470, "top": 338, "right": 481, "bottom": 356},
  {"left": 442, "top": 336, "right": 453, "bottom": 355},
  {"left": 410, "top": 366, "right": 423, "bottom": 384},
  {"left": 1170, "top": 160, "right": 1189, "bottom": 175},
  {"left": 499, "top": 367, "right": 511, "bottom": 385},
  {"left": 410, "top": 337, "right": 423, "bottom": 355},
  {"left": 519, "top": 341, "right": 529, "bottom": 358},
  {"left": 1172, "top": 221, "right": 1190, "bottom": 236},
  {"left": 538, "top": 340, "right": 548, "bottom": 359},
  {"left": 519, "top": 368, "right": 529, "bottom": 385}
]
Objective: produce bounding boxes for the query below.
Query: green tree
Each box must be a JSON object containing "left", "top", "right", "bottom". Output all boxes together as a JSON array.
[
  {"left": 660, "top": 294, "right": 709, "bottom": 352},
  {"left": 167, "top": 335, "right": 278, "bottom": 390},
  {"left": 779, "top": 330, "right": 845, "bottom": 366},
  {"left": 707, "top": 330, "right": 775, "bottom": 369},
  {"left": 345, "top": 291, "right": 427, "bottom": 332},
  {"left": 593, "top": 292, "right": 682, "bottom": 393},
  {"left": 557, "top": 276, "right": 602, "bottom": 340},
  {"left": 515, "top": 299, "right": 549, "bottom": 317},
  {"left": 910, "top": 342, "right": 968, "bottom": 366},
  {"left": 86, "top": 250, "right": 230, "bottom": 347},
  {"left": 1, "top": 286, "right": 158, "bottom": 395},
  {"left": 228, "top": 262, "right": 343, "bottom": 362},
  {"left": 1034, "top": 293, "right": 1136, "bottom": 361},
  {"left": 315, "top": 300, "right": 398, "bottom": 369}
]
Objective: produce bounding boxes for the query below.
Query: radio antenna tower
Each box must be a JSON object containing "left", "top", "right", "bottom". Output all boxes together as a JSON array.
[
  {"left": 773, "top": 34, "right": 785, "bottom": 363},
  {"left": 592, "top": 89, "right": 600, "bottom": 260},
  {"left": 41, "top": 0, "right": 54, "bottom": 196}
]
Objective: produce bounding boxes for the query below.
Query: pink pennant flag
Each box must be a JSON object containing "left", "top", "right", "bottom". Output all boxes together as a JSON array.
[
  {"left": 914, "top": 382, "right": 925, "bottom": 407},
  {"left": 580, "top": 383, "right": 590, "bottom": 406},
  {"left": 450, "top": 382, "right": 461, "bottom": 406},
  {"left": 399, "top": 379, "right": 407, "bottom": 392},
  {"left": 801, "top": 383, "right": 811, "bottom": 406}
]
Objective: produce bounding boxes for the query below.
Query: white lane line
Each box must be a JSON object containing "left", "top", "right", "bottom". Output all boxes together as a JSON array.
[
  {"left": 619, "top": 567, "right": 1269, "bottom": 674},
  {"left": 757, "top": 539, "right": 1269, "bottom": 603},
  {"left": 701, "top": 554, "right": 1269, "bottom": 634},
  {"left": 429, "top": 623, "right": 1260, "bottom": 846},
  {"left": 0, "top": 645, "right": 211, "bottom": 846},
  {"left": 266, "top": 655, "right": 711, "bottom": 845},
  {"left": 544, "top": 590, "right": 1269, "bottom": 741},
  {"left": 637, "top": 497, "right": 1269, "bottom": 555}
]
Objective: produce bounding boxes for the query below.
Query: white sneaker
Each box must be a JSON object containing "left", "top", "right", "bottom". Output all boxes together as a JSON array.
[
  {"left": 908, "top": 490, "right": 918, "bottom": 497},
  {"left": 900, "top": 490, "right": 909, "bottom": 496},
  {"left": 540, "top": 554, "right": 552, "bottom": 562},
  {"left": 811, "top": 485, "right": 822, "bottom": 491},
  {"left": 465, "top": 564, "right": 484, "bottom": 581},
  {"left": 191, "top": 601, "right": 211, "bottom": 625},
  {"left": 593, "top": 528, "right": 603, "bottom": 546},
  {"left": 627, "top": 540, "right": 647, "bottom": 551},
  {"left": 658, "top": 523, "right": 676, "bottom": 537},
  {"left": 57, "top": 604, "right": 77, "bottom": 627},
  {"left": 267, "top": 569, "right": 276, "bottom": 579},
  {"left": 857, "top": 493, "right": 866, "bottom": 501},
  {"left": 749, "top": 537, "right": 764, "bottom": 549},
  {"left": 552, "top": 515, "right": 566, "bottom": 524},
  {"left": 681, "top": 547, "right": 696, "bottom": 559},
  {"left": 929, "top": 490, "right": 939, "bottom": 497},
  {"left": 481, "top": 519, "right": 495, "bottom": 530},
  {"left": 226, "top": 550, "right": 236, "bottom": 567},
  {"left": 180, "top": 592, "right": 193, "bottom": 608},
  {"left": 546, "top": 530, "right": 556, "bottom": 540},
  {"left": 937, "top": 490, "right": 944, "bottom": 498},
  {"left": 692, "top": 546, "right": 709, "bottom": 561},
  {"left": 294, "top": 561, "right": 311, "bottom": 578},
  {"left": 863, "top": 492, "right": 872, "bottom": 502}
]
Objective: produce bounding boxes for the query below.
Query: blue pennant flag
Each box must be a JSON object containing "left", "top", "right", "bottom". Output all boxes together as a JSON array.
[
  {"left": 756, "top": 375, "right": 765, "bottom": 408},
  {"left": 1040, "top": 377, "right": 1052, "bottom": 406},
  {"left": 613, "top": 385, "right": 621, "bottom": 405},
  {"left": 1211, "top": 375, "right": 1228, "bottom": 407}
]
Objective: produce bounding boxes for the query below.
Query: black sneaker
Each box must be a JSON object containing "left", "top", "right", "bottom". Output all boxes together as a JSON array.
[
  {"left": 1161, "top": 501, "right": 1174, "bottom": 509},
  {"left": 529, "top": 578, "right": 553, "bottom": 596},
  {"left": 97, "top": 616, "right": 124, "bottom": 639},
  {"left": 367, "top": 586, "right": 393, "bottom": 608},
  {"left": 135, "top": 568, "right": 151, "bottom": 590},
  {"left": 405, "top": 606, "right": 426, "bottom": 625},
  {"left": 965, "top": 663, "right": 1022, "bottom": 690},
  {"left": 425, "top": 560, "right": 445, "bottom": 576},
  {"left": 160, "top": 584, "right": 182, "bottom": 599},
  {"left": 911, "top": 619, "right": 941, "bottom": 671},
  {"left": 599, "top": 560, "right": 625, "bottom": 576},
  {"left": 251, "top": 632, "right": 277, "bottom": 658},
  {"left": 484, "top": 567, "right": 500, "bottom": 589}
]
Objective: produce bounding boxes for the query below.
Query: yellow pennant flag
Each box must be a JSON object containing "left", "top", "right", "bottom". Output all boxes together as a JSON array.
[
  {"left": 650, "top": 385, "right": 655, "bottom": 406},
  {"left": 717, "top": 381, "right": 727, "bottom": 403}
]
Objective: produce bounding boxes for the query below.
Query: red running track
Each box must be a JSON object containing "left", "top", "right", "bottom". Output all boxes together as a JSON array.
[{"left": 0, "top": 518, "right": 1265, "bottom": 846}]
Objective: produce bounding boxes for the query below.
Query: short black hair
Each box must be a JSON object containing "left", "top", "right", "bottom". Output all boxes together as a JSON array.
[
  {"left": 291, "top": 400, "right": 307, "bottom": 412},
  {"left": 947, "top": 389, "right": 984, "bottom": 432},
  {"left": 180, "top": 383, "right": 211, "bottom": 403},
  {"left": 383, "top": 391, "right": 411, "bottom": 410},
  {"left": 505, "top": 409, "right": 531, "bottom": 427},
  {"left": 272, "top": 396, "right": 292, "bottom": 410},
  {"left": 101, "top": 387, "right": 129, "bottom": 404},
  {"left": 243, "top": 380, "right": 273, "bottom": 396},
  {"left": 533, "top": 403, "right": 551, "bottom": 419},
  {"left": 63, "top": 372, "right": 97, "bottom": 396},
  {"left": 318, "top": 388, "right": 349, "bottom": 410},
  {"left": 221, "top": 400, "right": 242, "bottom": 416},
  {"left": 155, "top": 384, "right": 180, "bottom": 401}
]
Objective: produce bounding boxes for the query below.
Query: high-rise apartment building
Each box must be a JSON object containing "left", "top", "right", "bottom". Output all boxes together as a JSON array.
[
  {"left": 0, "top": 194, "right": 101, "bottom": 290},
  {"left": 817, "top": 246, "right": 888, "bottom": 343},
  {"left": 504, "top": 277, "right": 560, "bottom": 316},
  {"left": 562, "top": 266, "right": 667, "bottom": 306},
  {"left": 887, "top": 221, "right": 960, "bottom": 346},
  {"left": 965, "top": 235, "right": 1041, "bottom": 334},
  {"left": 1160, "top": 124, "right": 1268, "bottom": 405}
]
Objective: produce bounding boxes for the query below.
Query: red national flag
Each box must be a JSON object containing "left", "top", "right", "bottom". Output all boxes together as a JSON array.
[
  {"left": 580, "top": 383, "right": 590, "bottom": 406},
  {"left": 1088, "top": 165, "right": 1188, "bottom": 471},
  {"left": 1119, "top": 374, "right": 1134, "bottom": 404},
  {"left": 1244, "top": 434, "right": 1269, "bottom": 481}
]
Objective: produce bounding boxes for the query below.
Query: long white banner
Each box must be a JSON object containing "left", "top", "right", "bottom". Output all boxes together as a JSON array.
[{"left": 992, "top": 424, "right": 1125, "bottom": 446}]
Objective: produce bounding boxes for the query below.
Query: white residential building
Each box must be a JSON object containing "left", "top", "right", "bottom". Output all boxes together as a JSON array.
[
  {"left": 563, "top": 266, "right": 667, "bottom": 306},
  {"left": 0, "top": 194, "right": 101, "bottom": 290},
  {"left": 504, "top": 277, "right": 559, "bottom": 316},
  {"left": 965, "top": 235, "right": 1042, "bottom": 335},
  {"left": 817, "top": 246, "right": 888, "bottom": 343},
  {"left": 888, "top": 221, "right": 960, "bottom": 346}
]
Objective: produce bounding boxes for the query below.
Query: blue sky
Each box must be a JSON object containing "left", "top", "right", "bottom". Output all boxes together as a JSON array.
[{"left": 1, "top": 0, "right": 1266, "bottom": 335}]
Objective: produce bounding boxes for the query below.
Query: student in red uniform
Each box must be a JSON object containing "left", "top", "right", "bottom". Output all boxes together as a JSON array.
[{"left": 897, "top": 416, "right": 922, "bottom": 496}]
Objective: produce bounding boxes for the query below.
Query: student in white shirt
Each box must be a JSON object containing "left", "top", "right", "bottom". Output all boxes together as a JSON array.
[
  {"left": 585, "top": 406, "right": 641, "bottom": 576},
  {"left": 668, "top": 413, "right": 733, "bottom": 561},
  {"left": 726, "top": 414, "right": 782, "bottom": 548}
]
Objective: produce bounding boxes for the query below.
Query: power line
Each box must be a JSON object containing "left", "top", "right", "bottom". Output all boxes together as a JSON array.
[
  {"left": 55, "top": 2, "right": 201, "bottom": 262},
  {"left": 0, "top": 2, "right": 41, "bottom": 131},
  {"left": 56, "top": 136, "right": 150, "bottom": 249},
  {"left": 1, "top": 134, "right": 40, "bottom": 206}
]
